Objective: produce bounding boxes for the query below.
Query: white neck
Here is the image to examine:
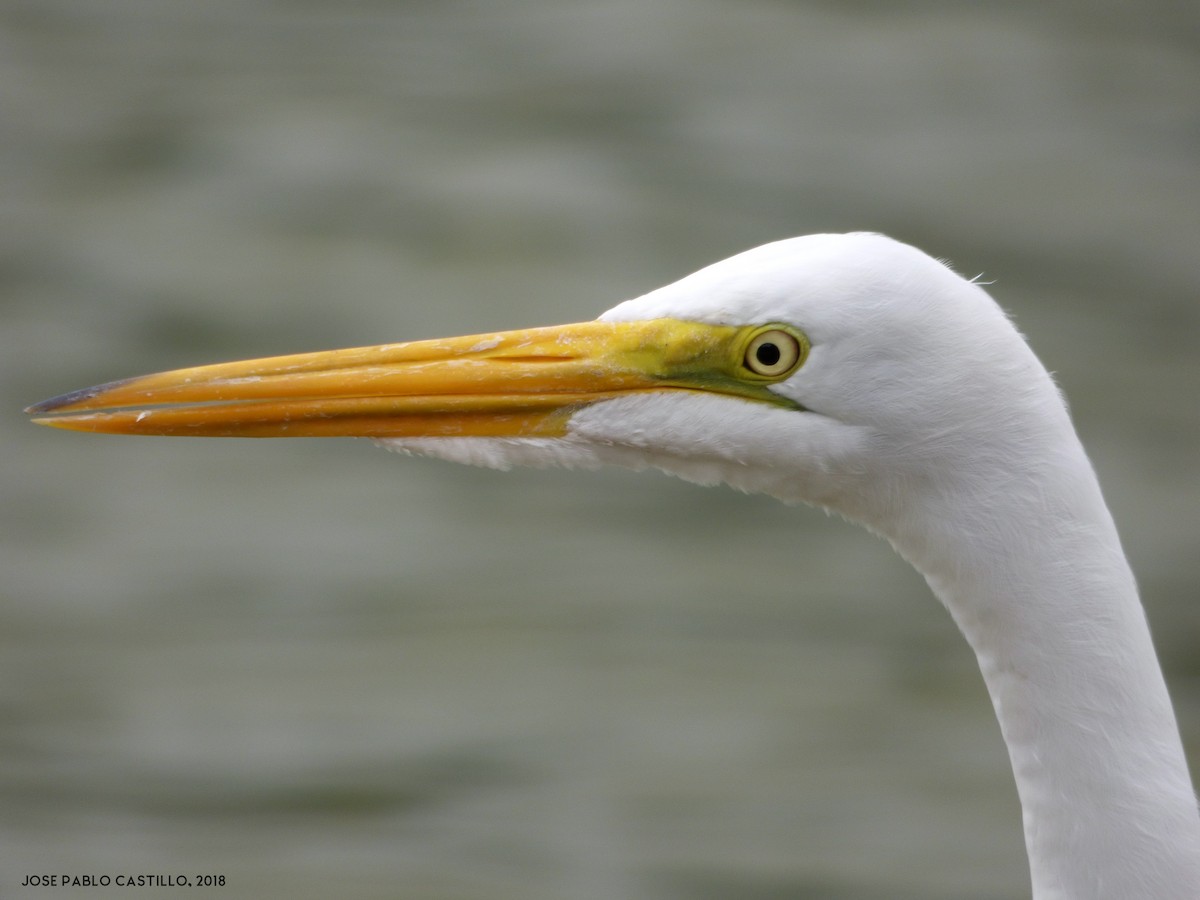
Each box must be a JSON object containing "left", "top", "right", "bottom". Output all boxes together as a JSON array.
[{"left": 888, "top": 438, "right": 1200, "bottom": 898}]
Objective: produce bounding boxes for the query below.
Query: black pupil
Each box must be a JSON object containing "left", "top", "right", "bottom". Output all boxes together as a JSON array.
[{"left": 755, "top": 342, "right": 781, "bottom": 368}]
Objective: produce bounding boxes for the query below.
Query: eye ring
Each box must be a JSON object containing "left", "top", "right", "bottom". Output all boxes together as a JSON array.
[{"left": 742, "top": 328, "right": 805, "bottom": 378}]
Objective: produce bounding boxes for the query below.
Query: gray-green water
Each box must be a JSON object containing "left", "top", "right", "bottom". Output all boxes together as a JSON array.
[{"left": 3, "top": 3, "right": 1199, "bottom": 898}]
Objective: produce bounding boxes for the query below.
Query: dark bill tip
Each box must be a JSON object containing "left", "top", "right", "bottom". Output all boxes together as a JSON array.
[{"left": 24, "top": 376, "right": 141, "bottom": 416}]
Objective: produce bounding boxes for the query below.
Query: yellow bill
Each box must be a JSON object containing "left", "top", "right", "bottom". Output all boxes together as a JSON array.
[{"left": 25, "top": 319, "right": 806, "bottom": 438}]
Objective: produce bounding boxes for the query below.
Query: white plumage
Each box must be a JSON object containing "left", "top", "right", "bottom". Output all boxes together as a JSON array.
[{"left": 389, "top": 234, "right": 1200, "bottom": 898}]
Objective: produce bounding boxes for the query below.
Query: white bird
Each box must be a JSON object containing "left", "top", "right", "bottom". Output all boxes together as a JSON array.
[{"left": 28, "top": 233, "right": 1200, "bottom": 898}]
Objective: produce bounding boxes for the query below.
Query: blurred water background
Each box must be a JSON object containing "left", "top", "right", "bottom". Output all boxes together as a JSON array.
[{"left": 3, "top": 2, "right": 1199, "bottom": 898}]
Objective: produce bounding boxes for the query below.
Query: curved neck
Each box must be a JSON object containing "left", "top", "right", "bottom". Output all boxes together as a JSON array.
[{"left": 888, "top": 445, "right": 1200, "bottom": 898}]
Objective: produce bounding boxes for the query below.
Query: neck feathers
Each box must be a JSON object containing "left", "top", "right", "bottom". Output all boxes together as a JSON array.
[{"left": 892, "top": 435, "right": 1200, "bottom": 897}]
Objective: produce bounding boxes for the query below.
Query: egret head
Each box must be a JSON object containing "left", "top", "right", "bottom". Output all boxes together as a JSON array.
[{"left": 27, "top": 233, "right": 1061, "bottom": 528}]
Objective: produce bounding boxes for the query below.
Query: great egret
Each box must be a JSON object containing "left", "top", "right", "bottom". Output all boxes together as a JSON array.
[{"left": 27, "top": 233, "right": 1200, "bottom": 897}]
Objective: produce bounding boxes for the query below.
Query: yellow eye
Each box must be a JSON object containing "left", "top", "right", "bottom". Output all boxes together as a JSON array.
[{"left": 743, "top": 328, "right": 805, "bottom": 378}]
